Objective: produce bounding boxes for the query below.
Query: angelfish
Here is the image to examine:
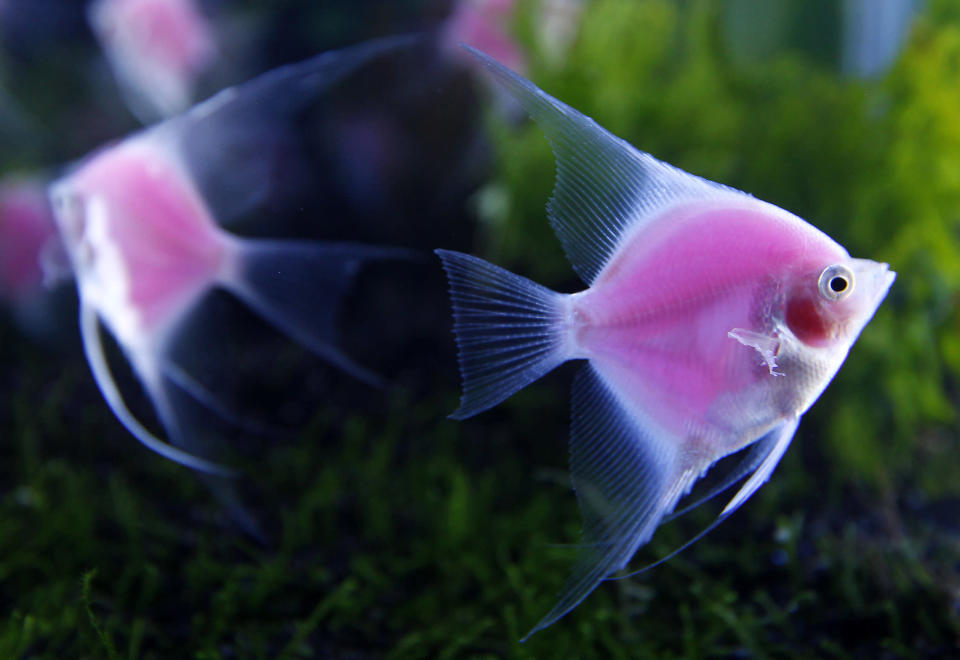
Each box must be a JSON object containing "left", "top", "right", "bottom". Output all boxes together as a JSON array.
[
  {"left": 436, "top": 48, "right": 896, "bottom": 639},
  {"left": 49, "top": 36, "right": 414, "bottom": 476},
  {"left": 88, "top": 0, "right": 218, "bottom": 121}
]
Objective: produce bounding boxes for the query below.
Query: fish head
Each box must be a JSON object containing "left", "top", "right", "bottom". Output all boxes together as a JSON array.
[
  {"left": 785, "top": 257, "right": 896, "bottom": 350},
  {"left": 48, "top": 140, "right": 229, "bottom": 351},
  {"left": 48, "top": 180, "right": 88, "bottom": 271},
  {"left": 49, "top": 174, "right": 143, "bottom": 349},
  {"left": 48, "top": 177, "right": 111, "bottom": 288}
]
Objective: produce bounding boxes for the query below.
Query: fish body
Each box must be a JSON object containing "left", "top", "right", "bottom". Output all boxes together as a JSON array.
[
  {"left": 49, "top": 36, "right": 416, "bottom": 476},
  {"left": 573, "top": 196, "right": 855, "bottom": 448},
  {"left": 437, "top": 48, "right": 895, "bottom": 638}
]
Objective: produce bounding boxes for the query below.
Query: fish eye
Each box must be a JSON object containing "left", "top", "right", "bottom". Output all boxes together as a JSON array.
[{"left": 818, "top": 264, "right": 854, "bottom": 301}]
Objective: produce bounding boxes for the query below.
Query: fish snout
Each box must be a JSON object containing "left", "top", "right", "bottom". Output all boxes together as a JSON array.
[
  {"left": 846, "top": 258, "right": 895, "bottom": 305},
  {"left": 874, "top": 262, "right": 897, "bottom": 303}
]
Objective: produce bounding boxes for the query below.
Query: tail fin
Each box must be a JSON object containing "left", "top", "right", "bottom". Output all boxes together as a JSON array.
[
  {"left": 220, "top": 238, "right": 412, "bottom": 386},
  {"left": 435, "top": 250, "right": 570, "bottom": 419}
]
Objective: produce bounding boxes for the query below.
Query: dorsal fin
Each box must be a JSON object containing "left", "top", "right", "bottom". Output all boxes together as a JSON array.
[
  {"left": 465, "top": 45, "right": 742, "bottom": 284},
  {"left": 170, "top": 33, "right": 422, "bottom": 225}
]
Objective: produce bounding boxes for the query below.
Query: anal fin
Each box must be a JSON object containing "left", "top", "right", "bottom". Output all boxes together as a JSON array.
[{"left": 523, "top": 364, "right": 691, "bottom": 640}]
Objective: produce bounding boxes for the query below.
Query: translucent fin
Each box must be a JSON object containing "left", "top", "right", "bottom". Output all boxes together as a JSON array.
[
  {"left": 170, "top": 34, "right": 421, "bottom": 224},
  {"left": 664, "top": 419, "right": 796, "bottom": 523},
  {"left": 464, "top": 45, "right": 740, "bottom": 285},
  {"left": 54, "top": 36, "right": 423, "bottom": 230},
  {"left": 159, "top": 356, "right": 277, "bottom": 437},
  {"left": 610, "top": 418, "right": 800, "bottom": 580},
  {"left": 435, "top": 249, "right": 569, "bottom": 420},
  {"left": 719, "top": 417, "right": 798, "bottom": 517},
  {"left": 144, "top": 359, "right": 266, "bottom": 541},
  {"left": 79, "top": 301, "right": 236, "bottom": 476},
  {"left": 183, "top": 33, "right": 420, "bottom": 122},
  {"left": 522, "top": 364, "right": 695, "bottom": 641},
  {"left": 220, "top": 239, "right": 410, "bottom": 386}
]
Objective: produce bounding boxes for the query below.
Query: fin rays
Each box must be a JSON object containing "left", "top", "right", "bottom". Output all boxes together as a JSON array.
[
  {"left": 664, "top": 420, "right": 794, "bottom": 522},
  {"left": 610, "top": 418, "right": 800, "bottom": 581},
  {"left": 522, "top": 364, "right": 689, "bottom": 640},
  {"left": 524, "top": 370, "right": 799, "bottom": 638},
  {"left": 435, "top": 249, "right": 569, "bottom": 419},
  {"left": 465, "top": 45, "right": 737, "bottom": 284}
]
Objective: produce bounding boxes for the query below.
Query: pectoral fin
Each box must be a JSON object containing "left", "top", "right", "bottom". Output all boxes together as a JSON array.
[
  {"left": 729, "top": 328, "right": 783, "bottom": 376},
  {"left": 608, "top": 417, "right": 800, "bottom": 580}
]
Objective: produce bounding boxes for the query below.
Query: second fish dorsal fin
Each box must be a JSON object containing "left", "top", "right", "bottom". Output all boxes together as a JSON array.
[
  {"left": 169, "top": 33, "right": 422, "bottom": 225},
  {"left": 465, "top": 45, "right": 739, "bottom": 285}
]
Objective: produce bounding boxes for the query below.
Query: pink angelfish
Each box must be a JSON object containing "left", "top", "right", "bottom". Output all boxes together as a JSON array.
[
  {"left": 88, "top": 0, "right": 218, "bottom": 121},
  {"left": 49, "top": 36, "right": 414, "bottom": 476},
  {"left": 437, "top": 48, "right": 895, "bottom": 639}
]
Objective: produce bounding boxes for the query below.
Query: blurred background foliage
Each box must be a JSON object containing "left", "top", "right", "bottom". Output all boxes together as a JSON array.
[{"left": 1, "top": 0, "right": 959, "bottom": 657}]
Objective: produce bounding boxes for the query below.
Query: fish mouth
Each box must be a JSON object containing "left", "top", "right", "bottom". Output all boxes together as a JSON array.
[
  {"left": 875, "top": 262, "right": 897, "bottom": 304},
  {"left": 862, "top": 261, "right": 896, "bottom": 312},
  {"left": 847, "top": 258, "right": 896, "bottom": 305}
]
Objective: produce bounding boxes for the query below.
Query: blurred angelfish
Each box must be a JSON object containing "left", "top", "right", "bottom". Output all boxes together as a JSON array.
[
  {"left": 0, "top": 177, "right": 58, "bottom": 304},
  {"left": 49, "top": 36, "right": 414, "bottom": 475},
  {"left": 0, "top": 176, "right": 71, "bottom": 336},
  {"left": 88, "top": 0, "right": 217, "bottom": 121},
  {"left": 437, "top": 48, "right": 895, "bottom": 638}
]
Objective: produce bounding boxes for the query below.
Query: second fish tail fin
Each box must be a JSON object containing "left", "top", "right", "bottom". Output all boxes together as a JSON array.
[
  {"left": 220, "top": 238, "right": 413, "bottom": 386},
  {"left": 435, "top": 249, "right": 571, "bottom": 419}
]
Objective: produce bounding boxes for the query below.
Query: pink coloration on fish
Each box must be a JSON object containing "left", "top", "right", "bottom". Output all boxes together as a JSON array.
[
  {"left": 444, "top": 0, "right": 526, "bottom": 74},
  {"left": 574, "top": 199, "right": 848, "bottom": 440},
  {"left": 49, "top": 36, "right": 416, "bottom": 477},
  {"left": 56, "top": 140, "right": 227, "bottom": 350},
  {"left": 88, "top": 0, "right": 217, "bottom": 120},
  {"left": 0, "top": 178, "right": 57, "bottom": 302},
  {"left": 437, "top": 48, "right": 896, "bottom": 639}
]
